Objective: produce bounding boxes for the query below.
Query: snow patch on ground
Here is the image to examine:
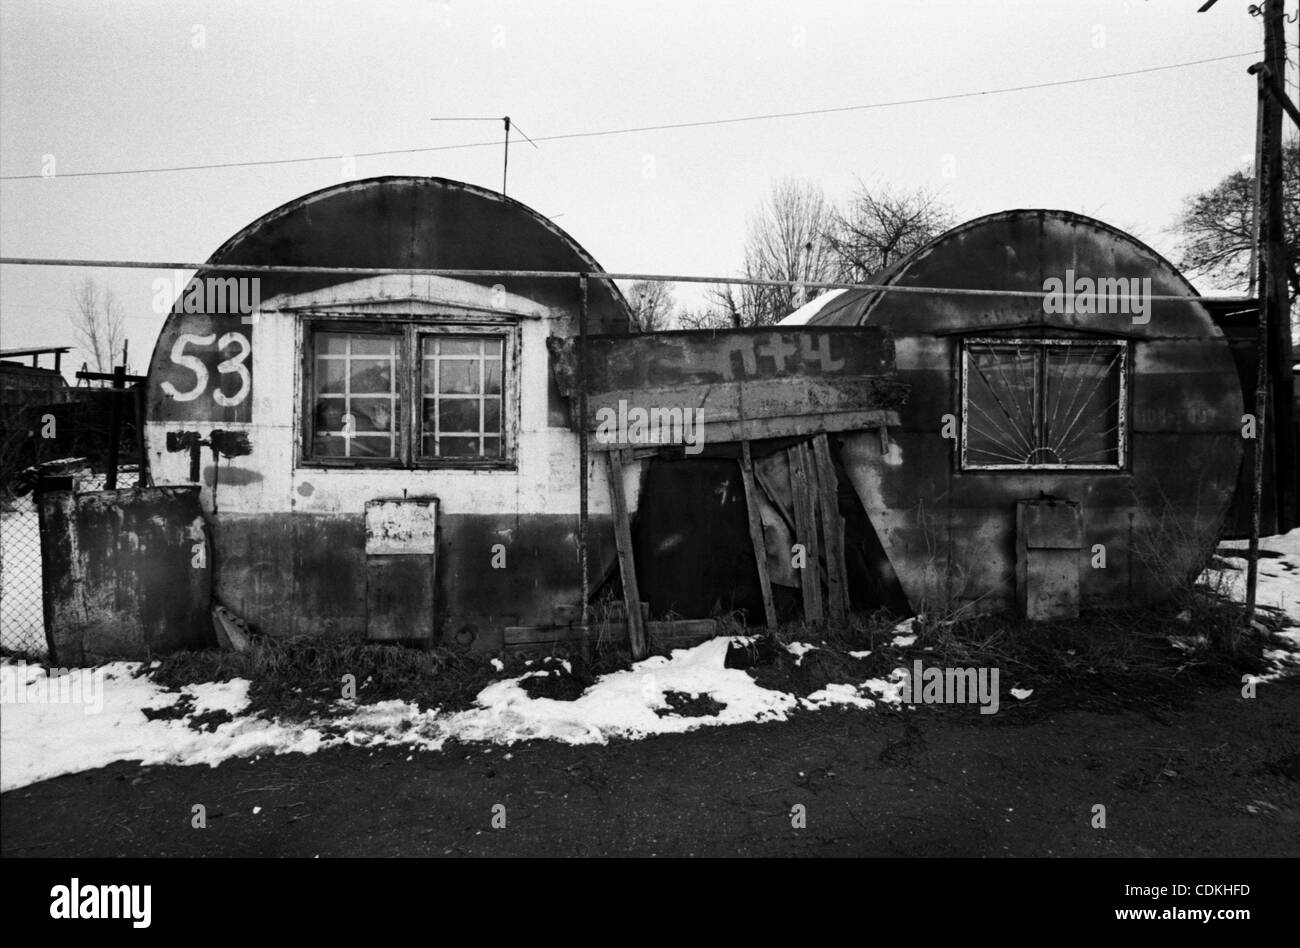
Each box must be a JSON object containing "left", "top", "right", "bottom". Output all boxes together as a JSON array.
[
  {"left": 0, "top": 663, "right": 324, "bottom": 792},
  {"left": 784, "top": 641, "right": 818, "bottom": 665},
  {"left": 1, "top": 638, "right": 796, "bottom": 791},
  {"left": 888, "top": 617, "right": 918, "bottom": 647},
  {"left": 864, "top": 671, "right": 909, "bottom": 706},
  {"left": 1205, "top": 529, "right": 1300, "bottom": 679},
  {"left": 1210, "top": 531, "right": 1300, "bottom": 621},
  {"left": 802, "top": 682, "right": 874, "bottom": 709}
]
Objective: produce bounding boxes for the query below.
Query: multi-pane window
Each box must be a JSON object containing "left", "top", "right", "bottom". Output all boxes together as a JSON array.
[
  {"left": 310, "top": 332, "right": 399, "bottom": 459},
  {"left": 420, "top": 336, "right": 503, "bottom": 459},
  {"left": 303, "top": 321, "right": 513, "bottom": 467},
  {"left": 960, "top": 338, "right": 1127, "bottom": 470}
]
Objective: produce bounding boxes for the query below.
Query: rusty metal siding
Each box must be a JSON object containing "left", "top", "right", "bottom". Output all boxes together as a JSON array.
[
  {"left": 1016, "top": 500, "right": 1083, "bottom": 620},
  {"left": 363, "top": 499, "right": 438, "bottom": 640},
  {"left": 821, "top": 211, "right": 1243, "bottom": 615},
  {"left": 37, "top": 486, "right": 213, "bottom": 663},
  {"left": 207, "top": 510, "right": 616, "bottom": 650}
]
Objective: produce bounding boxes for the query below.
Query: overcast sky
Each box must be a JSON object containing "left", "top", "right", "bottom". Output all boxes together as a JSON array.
[{"left": 1, "top": 0, "right": 1295, "bottom": 376}]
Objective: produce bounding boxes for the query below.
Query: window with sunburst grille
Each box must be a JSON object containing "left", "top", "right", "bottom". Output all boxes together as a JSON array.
[{"left": 960, "top": 338, "right": 1127, "bottom": 470}]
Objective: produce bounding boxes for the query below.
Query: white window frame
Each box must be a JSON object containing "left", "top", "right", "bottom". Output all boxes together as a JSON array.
[{"left": 298, "top": 313, "right": 520, "bottom": 470}]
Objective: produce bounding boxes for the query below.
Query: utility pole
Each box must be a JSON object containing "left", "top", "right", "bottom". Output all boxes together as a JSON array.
[
  {"left": 1202, "top": 0, "right": 1295, "bottom": 627},
  {"left": 1243, "top": 0, "right": 1294, "bottom": 625},
  {"left": 1260, "top": 0, "right": 1294, "bottom": 533}
]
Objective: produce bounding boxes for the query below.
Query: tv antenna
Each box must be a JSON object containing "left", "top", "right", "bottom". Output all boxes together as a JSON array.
[{"left": 429, "top": 116, "right": 538, "bottom": 197}]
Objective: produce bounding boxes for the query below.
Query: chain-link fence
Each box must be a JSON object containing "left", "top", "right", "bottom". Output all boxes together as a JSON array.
[
  {"left": 0, "top": 491, "right": 44, "bottom": 655},
  {"left": 0, "top": 469, "right": 113, "bottom": 657}
]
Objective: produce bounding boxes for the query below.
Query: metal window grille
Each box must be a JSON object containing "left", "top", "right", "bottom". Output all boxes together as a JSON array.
[{"left": 960, "top": 337, "right": 1128, "bottom": 471}]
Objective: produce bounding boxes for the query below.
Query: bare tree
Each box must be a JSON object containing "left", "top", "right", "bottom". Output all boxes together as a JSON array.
[
  {"left": 675, "top": 282, "right": 784, "bottom": 330},
  {"left": 687, "top": 177, "right": 955, "bottom": 328},
  {"left": 708, "top": 177, "right": 839, "bottom": 328},
  {"left": 681, "top": 282, "right": 762, "bottom": 330},
  {"left": 70, "top": 278, "right": 126, "bottom": 373},
  {"left": 826, "top": 181, "right": 954, "bottom": 282},
  {"left": 675, "top": 299, "right": 733, "bottom": 331},
  {"left": 620, "top": 279, "right": 676, "bottom": 332},
  {"left": 1172, "top": 139, "right": 1299, "bottom": 306}
]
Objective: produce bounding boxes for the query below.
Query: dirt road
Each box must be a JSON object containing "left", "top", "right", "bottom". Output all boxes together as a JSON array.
[{"left": 3, "top": 676, "right": 1297, "bottom": 857}]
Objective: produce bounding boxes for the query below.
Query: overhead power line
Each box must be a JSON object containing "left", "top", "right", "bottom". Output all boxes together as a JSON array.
[
  {"left": 0, "top": 255, "right": 1255, "bottom": 304},
  {"left": 0, "top": 51, "right": 1261, "bottom": 182}
]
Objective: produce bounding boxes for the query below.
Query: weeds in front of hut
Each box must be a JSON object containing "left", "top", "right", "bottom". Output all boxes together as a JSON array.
[
  {"left": 147, "top": 634, "right": 498, "bottom": 720},
  {"left": 907, "top": 596, "right": 1274, "bottom": 719},
  {"left": 1129, "top": 488, "right": 1248, "bottom": 651},
  {"left": 141, "top": 558, "right": 1282, "bottom": 726},
  {"left": 742, "top": 609, "right": 903, "bottom": 698},
  {"left": 729, "top": 585, "right": 1275, "bottom": 718}
]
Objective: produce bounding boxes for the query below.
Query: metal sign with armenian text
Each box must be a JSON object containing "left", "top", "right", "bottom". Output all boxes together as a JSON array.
[{"left": 553, "top": 326, "right": 907, "bottom": 449}]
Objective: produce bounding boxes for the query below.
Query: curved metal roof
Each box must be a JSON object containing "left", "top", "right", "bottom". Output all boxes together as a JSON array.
[
  {"left": 802, "top": 208, "right": 1212, "bottom": 334},
  {"left": 192, "top": 175, "right": 632, "bottom": 334}
]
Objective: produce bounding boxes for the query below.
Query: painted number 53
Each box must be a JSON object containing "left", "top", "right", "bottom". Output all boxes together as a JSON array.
[{"left": 161, "top": 332, "right": 251, "bottom": 406}]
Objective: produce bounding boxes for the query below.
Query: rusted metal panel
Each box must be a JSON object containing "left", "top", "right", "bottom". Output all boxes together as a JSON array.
[
  {"left": 565, "top": 326, "right": 896, "bottom": 392},
  {"left": 37, "top": 486, "right": 213, "bottom": 663},
  {"left": 559, "top": 326, "right": 907, "bottom": 451},
  {"left": 211, "top": 513, "right": 301, "bottom": 635},
  {"left": 583, "top": 377, "right": 906, "bottom": 420},
  {"left": 586, "top": 401, "right": 901, "bottom": 450},
  {"left": 366, "top": 555, "right": 436, "bottom": 640},
  {"left": 362, "top": 498, "right": 438, "bottom": 640},
  {"left": 1021, "top": 502, "right": 1084, "bottom": 549},
  {"left": 1128, "top": 341, "right": 1246, "bottom": 433},
  {"left": 1017, "top": 500, "right": 1083, "bottom": 621},
  {"left": 204, "top": 509, "right": 618, "bottom": 651}
]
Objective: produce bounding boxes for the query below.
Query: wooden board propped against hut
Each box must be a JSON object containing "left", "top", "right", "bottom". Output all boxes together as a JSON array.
[
  {"left": 551, "top": 326, "right": 908, "bottom": 449},
  {"left": 552, "top": 326, "right": 907, "bottom": 645}
]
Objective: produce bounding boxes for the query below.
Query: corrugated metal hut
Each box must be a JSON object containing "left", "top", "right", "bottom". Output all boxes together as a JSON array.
[
  {"left": 785, "top": 209, "right": 1246, "bottom": 618},
  {"left": 144, "top": 176, "right": 635, "bottom": 649}
]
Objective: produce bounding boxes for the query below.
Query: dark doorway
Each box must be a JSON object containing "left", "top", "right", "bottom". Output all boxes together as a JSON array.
[{"left": 631, "top": 457, "right": 764, "bottom": 622}]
